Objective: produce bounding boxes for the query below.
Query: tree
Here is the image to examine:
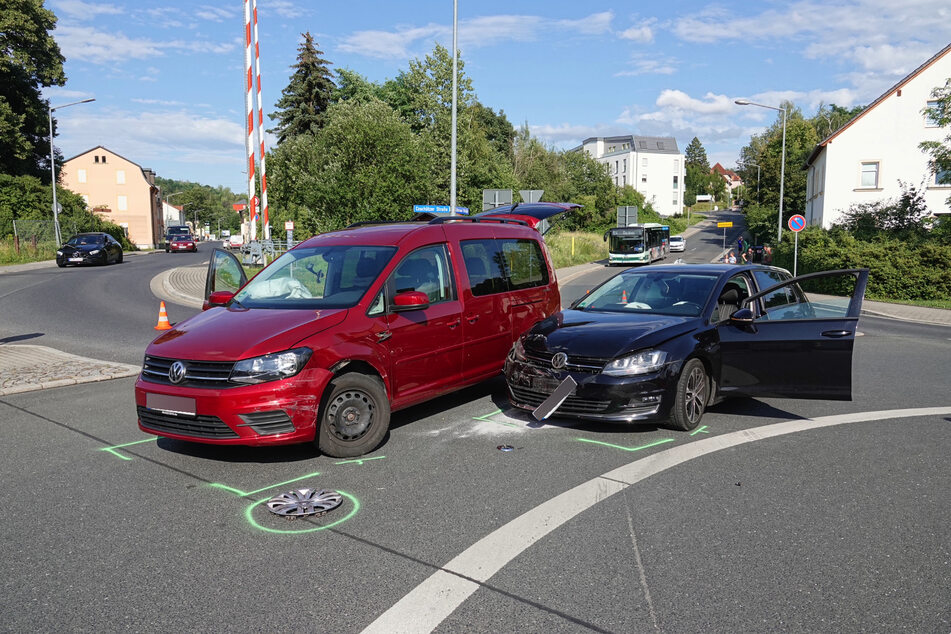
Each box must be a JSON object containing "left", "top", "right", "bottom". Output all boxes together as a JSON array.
[
  {"left": 0, "top": 0, "right": 66, "bottom": 178},
  {"left": 684, "top": 137, "right": 709, "bottom": 170},
  {"left": 268, "top": 32, "right": 335, "bottom": 145},
  {"left": 811, "top": 103, "right": 865, "bottom": 139},
  {"left": 267, "top": 99, "right": 431, "bottom": 235},
  {"left": 920, "top": 77, "right": 951, "bottom": 208}
]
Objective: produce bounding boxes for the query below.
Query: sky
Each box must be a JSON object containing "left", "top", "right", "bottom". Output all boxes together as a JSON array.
[{"left": 45, "top": 0, "right": 951, "bottom": 195}]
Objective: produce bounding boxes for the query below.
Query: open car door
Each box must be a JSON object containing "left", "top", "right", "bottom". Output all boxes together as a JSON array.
[
  {"left": 476, "top": 202, "right": 580, "bottom": 235},
  {"left": 203, "top": 248, "right": 248, "bottom": 306},
  {"left": 717, "top": 268, "right": 869, "bottom": 400}
]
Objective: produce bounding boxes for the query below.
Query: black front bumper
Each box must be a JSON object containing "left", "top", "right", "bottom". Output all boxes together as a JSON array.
[{"left": 503, "top": 356, "right": 677, "bottom": 422}]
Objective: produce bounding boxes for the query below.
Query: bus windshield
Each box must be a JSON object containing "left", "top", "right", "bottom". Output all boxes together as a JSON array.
[{"left": 606, "top": 229, "right": 645, "bottom": 253}]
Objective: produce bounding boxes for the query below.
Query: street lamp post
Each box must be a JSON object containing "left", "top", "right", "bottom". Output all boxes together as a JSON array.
[
  {"left": 49, "top": 98, "right": 95, "bottom": 245},
  {"left": 735, "top": 99, "right": 787, "bottom": 243}
]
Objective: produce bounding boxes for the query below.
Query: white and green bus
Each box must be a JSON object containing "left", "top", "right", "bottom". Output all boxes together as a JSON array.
[{"left": 603, "top": 223, "right": 670, "bottom": 265}]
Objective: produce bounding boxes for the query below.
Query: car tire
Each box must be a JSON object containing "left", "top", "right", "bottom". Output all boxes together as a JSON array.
[
  {"left": 317, "top": 373, "right": 390, "bottom": 458},
  {"left": 668, "top": 358, "right": 708, "bottom": 431},
  {"left": 116, "top": 252, "right": 123, "bottom": 264},
  {"left": 165, "top": 248, "right": 170, "bottom": 253},
  {"left": 56, "top": 261, "right": 66, "bottom": 268}
]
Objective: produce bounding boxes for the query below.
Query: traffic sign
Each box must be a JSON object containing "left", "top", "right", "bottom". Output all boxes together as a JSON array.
[
  {"left": 788, "top": 214, "right": 806, "bottom": 232},
  {"left": 413, "top": 205, "right": 469, "bottom": 215},
  {"left": 285, "top": 221, "right": 294, "bottom": 231},
  {"left": 717, "top": 221, "right": 733, "bottom": 228}
]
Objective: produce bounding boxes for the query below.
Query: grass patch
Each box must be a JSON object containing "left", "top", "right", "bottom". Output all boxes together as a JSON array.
[
  {"left": 545, "top": 231, "right": 609, "bottom": 269},
  {"left": 0, "top": 239, "right": 59, "bottom": 265}
]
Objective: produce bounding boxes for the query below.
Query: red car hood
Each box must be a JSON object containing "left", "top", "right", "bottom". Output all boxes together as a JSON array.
[{"left": 147, "top": 307, "right": 348, "bottom": 360}]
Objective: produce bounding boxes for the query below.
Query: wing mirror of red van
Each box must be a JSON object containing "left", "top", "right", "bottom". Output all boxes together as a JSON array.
[
  {"left": 203, "top": 290, "right": 235, "bottom": 310},
  {"left": 392, "top": 290, "right": 430, "bottom": 312}
]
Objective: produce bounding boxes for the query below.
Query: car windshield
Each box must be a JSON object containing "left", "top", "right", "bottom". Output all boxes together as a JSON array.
[
  {"left": 232, "top": 244, "right": 396, "bottom": 309},
  {"left": 575, "top": 270, "right": 719, "bottom": 317},
  {"left": 174, "top": 236, "right": 193, "bottom": 241},
  {"left": 66, "top": 235, "right": 103, "bottom": 246}
]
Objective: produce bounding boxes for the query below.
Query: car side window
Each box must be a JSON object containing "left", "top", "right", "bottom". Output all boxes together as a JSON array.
[
  {"left": 715, "top": 274, "right": 751, "bottom": 323},
  {"left": 500, "top": 239, "right": 549, "bottom": 291},
  {"left": 752, "top": 270, "right": 798, "bottom": 318},
  {"left": 391, "top": 244, "right": 454, "bottom": 304},
  {"left": 461, "top": 239, "right": 508, "bottom": 296}
]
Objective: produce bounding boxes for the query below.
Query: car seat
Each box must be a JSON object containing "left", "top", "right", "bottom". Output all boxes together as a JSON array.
[{"left": 716, "top": 282, "right": 747, "bottom": 322}]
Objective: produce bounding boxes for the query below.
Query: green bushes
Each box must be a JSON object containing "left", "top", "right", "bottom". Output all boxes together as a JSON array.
[{"left": 772, "top": 226, "right": 951, "bottom": 301}]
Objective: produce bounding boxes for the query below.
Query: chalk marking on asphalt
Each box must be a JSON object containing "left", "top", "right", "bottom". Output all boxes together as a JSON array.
[
  {"left": 361, "top": 406, "right": 951, "bottom": 634},
  {"left": 624, "top": 497, "right": 659, "bottom": 632},
  {"left": 335, "top": 456, "right": 386, "bottom": 466},
  {"left": 690, "top": 425, "right": 710, "bottom": 436},
  {"left": 208, "top": 471, "right": 321, "bottom": 497},
  {"left": 99, "top": 437, "right": 157, "bottom": 460},
  {"left": 576, "top": 437, "right": 676, "bottom": 452}
]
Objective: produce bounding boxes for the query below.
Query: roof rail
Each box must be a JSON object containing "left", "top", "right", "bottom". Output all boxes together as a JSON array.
[
  {"left": 345, "top": 220, "right": 417, "bottom": 229},
  {"left": 427, "top": 216, "right": 528, "bottom": 227}
]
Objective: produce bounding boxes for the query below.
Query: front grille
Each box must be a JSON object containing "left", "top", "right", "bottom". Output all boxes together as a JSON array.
[
  {"left": 509, "top": 385, "right": 611, "bottom": 414},
  {"left": 137, "top": 406, "right": 239, "bottom": 439},
  {"left": 238, "top": 410, "right": 295, "bottom": 436},
  {"left": 523, "top": 350, "right": 604, "bottom": 373},
  {"left": 141, "top": 356, "right": 236, "bottom": 389}
]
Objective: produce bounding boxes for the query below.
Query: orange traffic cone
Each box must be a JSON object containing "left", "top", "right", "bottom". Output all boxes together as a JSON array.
[
  {"left": 154, "top": 301, "right": 172, "bottom": 330},
  {"left": 621, "top": 289, "right": 628, "bottom": 303}
]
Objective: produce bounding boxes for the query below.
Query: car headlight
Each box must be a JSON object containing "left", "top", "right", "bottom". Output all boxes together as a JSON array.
[
  {"left": 56, "top": 250, "right": 63, "bottom": 256},
  {"left": 89, "top": 249, "right": 100, "bottom": 255},
  {"left": 230, "top": 347, "right": 313, "bottom": 384},
  {"left": 602, "top": 350, "right": 667, "bottom": 376},
  {"left": 510, "top": 338, "right": 527, "bottom": 361}
]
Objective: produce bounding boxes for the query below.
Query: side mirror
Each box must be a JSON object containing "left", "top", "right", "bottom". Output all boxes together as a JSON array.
[
  {"left": 392, "top": 290, "right": 430, "bottom": 312},
  {"left": 729, "top": 307, "right": 755, "bottom": 324},
  {"left": 203, "top": 290, "right": 234, "bottom": 311}
]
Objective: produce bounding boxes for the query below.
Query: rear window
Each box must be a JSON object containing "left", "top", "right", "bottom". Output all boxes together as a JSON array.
[{"left": 461, "top": 238, "right": 548, "bottom": 296}]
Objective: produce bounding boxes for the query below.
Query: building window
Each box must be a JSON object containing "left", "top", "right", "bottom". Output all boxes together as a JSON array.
[
  {"left": 615, "top": 160, "right": 619, "bottom": 174},
  {"left": 935, "top": 169, "right": 951, "bottom": 186},
  {"left": 116, "top": 169, "right": 125, "bottom": 184},
  {"left": 860, "top": 162, "right": 879, "bottom": 188},
  {"left": 673, "top": 195, "right": 678, "bottom": 205},
  {"left": 673, "top": 175, "right": 679, "bottom": 189},
  {"left": 77, "top": 169, "right": 87, "bottom": 183},
  {"left": 101, "top": 155, "right": 107, "bottom": 163},
  {"left": 925, "top": 100, "right": 940, "bottom": 127},
  {"left": 623, "top": 158, "right": 627, "bottom": 173},
  {"left": 641, "top": 157, "right": 648, "bottom": 168},
  {"left": 623, "top": 175, "right": 627, "bottom": 186},
  {"left": 117, "top": 195, "right": 128, "bottom": 211},
  {"left": 641, "top": 174, "right": 647, "bottom": 183},
  {"left": 94, "top": 156, "right": 99, "bottom": 164},
  {"left": 674, "top": 159, "right": 679, "bottom": 170}
]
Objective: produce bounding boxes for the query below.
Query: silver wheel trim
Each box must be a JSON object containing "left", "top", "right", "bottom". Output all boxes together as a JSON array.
[
  {"left": 684, "top": 365, "right": 707, "bottom": 425},
  {"left": 266, "top": 488, "right": 343, "bottom": 518}
]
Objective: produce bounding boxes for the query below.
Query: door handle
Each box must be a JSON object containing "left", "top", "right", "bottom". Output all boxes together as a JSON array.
[
  {"left": 448, "top": 319, "right": 461, "bottom": 329},
  {"left": 467, "top": 316, "right": 479, "bottom": 324},
  {"left": 376, "top": 331, "right": 392, "bottom": 342},
  {"left": 821, "top": 330, "right": 852, "bottom": 338}
]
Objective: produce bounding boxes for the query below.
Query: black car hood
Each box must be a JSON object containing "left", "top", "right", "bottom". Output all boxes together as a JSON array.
[
  {"left": 524, "top": 309, "right": 702, "bottom": 359},
  {"left": 61, "top": 244, "right": 102, "bottom": 254}
]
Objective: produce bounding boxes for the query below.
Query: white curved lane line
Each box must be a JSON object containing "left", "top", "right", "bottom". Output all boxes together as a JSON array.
[{"left": 362, "top": 406, "right": 951, "bottom": 634}]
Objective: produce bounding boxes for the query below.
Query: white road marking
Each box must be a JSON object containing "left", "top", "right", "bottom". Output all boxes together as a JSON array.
[{"left": 362, "top": 406, "right": 951, "bottom": 633}]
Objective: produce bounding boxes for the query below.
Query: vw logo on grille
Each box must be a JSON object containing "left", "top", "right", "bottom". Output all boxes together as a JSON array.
[
  {"left": 551, "top": 352, "right": 568, "bottom": 370},
  {"left": 168, "top": 361, "right": 187, "bottom": 384}
]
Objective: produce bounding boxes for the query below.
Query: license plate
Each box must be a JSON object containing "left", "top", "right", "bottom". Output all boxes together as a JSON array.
[
  {"left": 530, "top": 375, "right": 561, "bottom": 393},
  {"left": 69, "top": 257, "right": 83, "bottom": 262},
  {"left": 146, "top": 393, "right": 196, "bottom": 416}
]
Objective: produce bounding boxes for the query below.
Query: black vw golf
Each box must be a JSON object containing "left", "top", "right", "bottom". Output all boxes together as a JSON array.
[{"left": 504, "top": 264, "right": 869, "bottom": 431}]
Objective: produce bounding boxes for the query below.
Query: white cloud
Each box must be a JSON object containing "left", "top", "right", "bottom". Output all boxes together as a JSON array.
[
  {"left": 53, "top": 0, "right": 123, "bottom": 20},
  {"left": 654, "top": 90, "right": 734, "bottom": 115},
  {"left": 529, "top": 123, "right": 611, "bottom": 145},
  {"left": 615, "top": 54, "right": 676, "bottom": 76},
  {"left": 194, "top": 6, "right": 236, "bottom": 23},
  {"left": 618, "top": 18, "right": 655, "bottom": 44},
  {"left": 338, "top": 11, "right": 615, "bottom": 60},
  {"left": 266, "top": 0, "right": 304, "bottom": 19},
  {"left": 55, "top": 25, "right": 235, "bottom": 64}
]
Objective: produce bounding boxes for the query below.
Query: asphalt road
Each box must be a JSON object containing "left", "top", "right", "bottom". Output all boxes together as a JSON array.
[{"left": 1, "top": 227, "right": 949, "bottom": 632}]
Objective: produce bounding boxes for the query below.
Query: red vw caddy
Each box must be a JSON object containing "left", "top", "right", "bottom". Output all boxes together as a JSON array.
[{"left": 135, "top": 209, "right": 569, "bottom": 457}]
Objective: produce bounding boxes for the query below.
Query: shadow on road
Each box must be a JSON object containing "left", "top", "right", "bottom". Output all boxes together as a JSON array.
[{"left": 0, "top": 332, "right": 44, "bottom": 344}]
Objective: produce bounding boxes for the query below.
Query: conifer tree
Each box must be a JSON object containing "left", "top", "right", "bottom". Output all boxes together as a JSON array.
[{"left": 268, "top": 32, "right": 335, "bottom": 145}]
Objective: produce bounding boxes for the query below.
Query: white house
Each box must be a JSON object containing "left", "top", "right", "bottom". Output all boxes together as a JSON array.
[
  {"left": 805, "top": 43, "right": 951, "bottom": 228},
  {"left": 572, "top": 135, "right": 685, "bottom": 217}
]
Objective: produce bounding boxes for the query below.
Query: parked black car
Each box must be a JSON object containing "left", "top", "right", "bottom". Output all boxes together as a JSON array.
[
  {"left": 504, "top": 263, "right": 869, "bottom": 431},
  {"left": 56, "top": 232, "right": 124, "bottom": 267}
]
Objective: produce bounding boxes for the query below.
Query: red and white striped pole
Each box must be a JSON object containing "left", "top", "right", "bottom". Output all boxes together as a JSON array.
[
  {"left": 243, "top": 0, "right": 257, "bottom": 241},
  {"left": 251, "top": 0, "right": 269, "bottom": 240}
]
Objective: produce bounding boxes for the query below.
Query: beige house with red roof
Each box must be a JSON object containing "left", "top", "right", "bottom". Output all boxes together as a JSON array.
[
  {"left": 805, "top": 43, "right": 951, "bottom": 228},
  {"left": 60, "top": 146, "right": 164, "bottom": 248},
  {"left": 712, "top": 162, "right": 743, "bottom": 194}
]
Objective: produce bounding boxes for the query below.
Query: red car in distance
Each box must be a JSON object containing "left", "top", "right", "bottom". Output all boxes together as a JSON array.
[{"left": 167, "top": 235, "right": 197, "bottom": 253}]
